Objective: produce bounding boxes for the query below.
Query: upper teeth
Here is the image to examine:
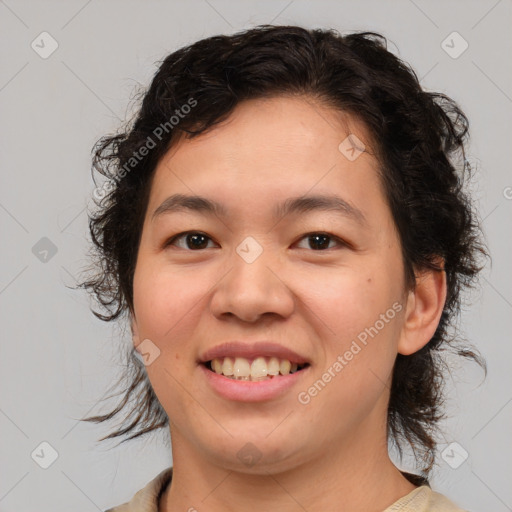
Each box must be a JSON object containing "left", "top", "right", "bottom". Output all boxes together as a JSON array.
[{"left": 210, "top": 356, "right": 302, "bottom": 378}]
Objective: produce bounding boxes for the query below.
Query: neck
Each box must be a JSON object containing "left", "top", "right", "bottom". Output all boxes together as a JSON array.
[{"left": 160, "top": 419, "right": 417, "bottom": 512}]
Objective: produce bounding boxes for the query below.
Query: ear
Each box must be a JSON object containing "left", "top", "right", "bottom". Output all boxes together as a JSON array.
[
  {"left": 130, "top": 313, "right": 141, "bottom": 348},
  {"left": 398, "top": 258, "right": 447, "bottom": 356}
]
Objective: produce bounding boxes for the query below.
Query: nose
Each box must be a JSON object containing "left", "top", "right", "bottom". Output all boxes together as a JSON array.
[{"left": 209, "top": 244, "right": 295, "bottom": 323}]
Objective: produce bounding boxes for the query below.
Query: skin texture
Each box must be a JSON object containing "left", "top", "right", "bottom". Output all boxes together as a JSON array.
[{"left": 130, "top": 95, "right": 447, "bottom": 512}]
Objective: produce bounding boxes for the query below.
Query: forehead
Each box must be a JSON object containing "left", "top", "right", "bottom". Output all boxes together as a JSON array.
[
  {"left": 165, "top": 95, "right": 377, "bottom": 164},
  {"left": 155, "top": 95, "right": 380, "bottom": 183},
  {"left": 146, "top": 95, "right": 389, "bottom": 229}
]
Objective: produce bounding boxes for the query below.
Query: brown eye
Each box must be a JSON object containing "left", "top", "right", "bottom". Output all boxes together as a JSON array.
[
  {"left": 295, "top": 232, "right": 346, "bottom": 251},
  {"left": 165, "top": 231, "right": 216, "bottom": 250}
]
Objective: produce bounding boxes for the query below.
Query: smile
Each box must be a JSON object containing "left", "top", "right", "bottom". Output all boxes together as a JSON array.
[{"left": 205, "top": 356, "right": 309, "bottom": 381}]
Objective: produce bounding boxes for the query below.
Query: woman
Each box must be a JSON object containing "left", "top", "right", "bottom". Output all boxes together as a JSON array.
[{"left": 80, "top": 25, "right": 487, "bottom": 511}]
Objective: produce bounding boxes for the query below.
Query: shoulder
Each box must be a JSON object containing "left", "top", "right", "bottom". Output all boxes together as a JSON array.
[
  {"left": 104, "top": 467, "right": 173, "bottom": 512},
  {"left": 384, "top": 485, "right": 467, "bottom": 512}
]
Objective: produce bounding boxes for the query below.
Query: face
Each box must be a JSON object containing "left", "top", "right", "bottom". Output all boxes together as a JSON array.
[{"left": 131, "top": 95, "right": 411, "bottom": 473}]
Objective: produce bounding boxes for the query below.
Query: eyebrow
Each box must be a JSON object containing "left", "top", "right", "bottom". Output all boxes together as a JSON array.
[{"left": 151, "top": 193, "right": 367, "bottom": 226}]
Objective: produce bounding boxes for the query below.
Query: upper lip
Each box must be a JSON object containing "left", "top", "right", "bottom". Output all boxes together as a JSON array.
[{"left": 198, "top": 341, "right": 310, "bottom": 365}]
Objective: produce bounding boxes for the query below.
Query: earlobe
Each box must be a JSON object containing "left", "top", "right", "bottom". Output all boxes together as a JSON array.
[
  {"left": 397, "top": 259, "right": 447, "bottom": 356},
  {"left": 130, "top": 315, "right": 140, "bottom": 347}
]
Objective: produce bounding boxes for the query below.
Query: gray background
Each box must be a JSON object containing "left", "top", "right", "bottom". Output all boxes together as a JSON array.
[{"left": 1, "top": 1, "right": 511, "bottom": 511}]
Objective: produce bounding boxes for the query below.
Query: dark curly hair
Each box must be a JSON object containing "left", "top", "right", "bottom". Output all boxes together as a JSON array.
[{"left": 79, "top": 24, "right": 488, "bottom": 479}]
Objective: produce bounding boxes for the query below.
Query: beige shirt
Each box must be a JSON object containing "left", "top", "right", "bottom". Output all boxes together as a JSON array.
[{"left": 105, "top": 467, "right": 467, "bottom": 512}]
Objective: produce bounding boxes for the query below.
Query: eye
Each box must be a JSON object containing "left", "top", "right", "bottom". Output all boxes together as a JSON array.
[
  {"left": 164, "top": 231, "right": 348, "bottom": 251},
  {"left": 164, "top": 231, "right": 217, "bottom": 250},
  {"left": 295, "top": 232, "right": 347, "bottom": 251}
]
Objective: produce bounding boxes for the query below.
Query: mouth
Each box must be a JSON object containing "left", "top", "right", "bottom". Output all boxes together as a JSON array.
[
  {"left": 199, "top": 356, "right": 311, "bottom": 402},
  {"left": 201, "top": 356, "right": 311, "bottom": 382}
]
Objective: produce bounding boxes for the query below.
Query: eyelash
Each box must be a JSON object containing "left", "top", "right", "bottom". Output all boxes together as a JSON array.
[{"left": 163, "top": 231, "right": 349, "bottom": 251}]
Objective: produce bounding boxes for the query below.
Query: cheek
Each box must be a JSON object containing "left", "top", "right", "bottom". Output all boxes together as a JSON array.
[
  {"left": 133, "top": 261, "right": 206, "bottom": 340},
  {"left": 132, "top": 263, "right": 206, "bottom": 413},
  {"left": 297, "top": 264, "right": 386, "bottom": 340},
  {"left": 304, "top": 266, "right": 401, "bottom": 373},
  {"left": 306, "top": 298, "right": 400, "bottom": 426}
]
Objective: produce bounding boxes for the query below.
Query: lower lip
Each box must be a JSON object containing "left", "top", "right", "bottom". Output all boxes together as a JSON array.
[{"left": 199, "top": 364, "right": 310, "bottom": 402}]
